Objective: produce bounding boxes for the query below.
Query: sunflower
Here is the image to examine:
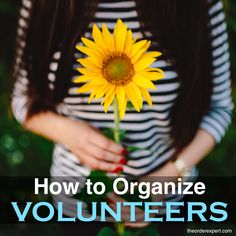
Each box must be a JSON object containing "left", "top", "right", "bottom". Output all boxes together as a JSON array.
[{"left": 74, "top": 19, "right": 164, "bottom": 119}]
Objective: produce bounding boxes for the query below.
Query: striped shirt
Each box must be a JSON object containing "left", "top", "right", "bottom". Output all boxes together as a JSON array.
[{"left": 11, "top": 0, "right": 233, "bottom": 219}]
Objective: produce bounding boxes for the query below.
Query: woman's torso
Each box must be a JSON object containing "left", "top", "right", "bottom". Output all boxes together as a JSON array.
[
  {"left": 50, "top": 0, "right": 180, "bottom": 177},
  {"left": 13, "top": 0, "right": 232, "bottom": 219}
]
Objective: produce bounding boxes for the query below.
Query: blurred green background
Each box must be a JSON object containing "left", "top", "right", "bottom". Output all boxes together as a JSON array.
[
  {"left": 0, "top": 1, "right": 235, "bottom": 235},
  {"left": 0, "top": 0, "right": 235, "bottom": 177}
]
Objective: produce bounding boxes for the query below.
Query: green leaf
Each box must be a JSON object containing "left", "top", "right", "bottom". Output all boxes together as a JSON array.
[
  {"left": 89, "top": 170, "right": 107, "bottom": 177},
  {"left": 102, "top": 128, "right": 126, "bottom": 141},
  {"left": 121, "top": 231, "right": 134, "bottom": 236},
  {"left": 126, "top": 101, "right": 134, "bottom": 110},
  {"left": 98, "top": 227, "right": 117, "bottom": 236},
  {"left": 102, "top": 128, "right": 115, "bottom": 140},
  {"left": 126, "top": 146, "right": 146, "bottom": 152},
  {"left": 119, "top": 130, "right": 126, "bottom": 141}
]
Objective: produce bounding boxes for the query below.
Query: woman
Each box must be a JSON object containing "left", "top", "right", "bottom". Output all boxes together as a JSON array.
[{"left": 11, "top": 0, "right": 233, "bottom": 234}]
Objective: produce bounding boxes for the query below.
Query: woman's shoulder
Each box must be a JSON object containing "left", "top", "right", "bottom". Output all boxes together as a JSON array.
[
  {"left": 208, "top": 0, "right": 224, "bottom": 15},
  {"left": 21, "top": 0, "right": 32, "bottom": 11}
]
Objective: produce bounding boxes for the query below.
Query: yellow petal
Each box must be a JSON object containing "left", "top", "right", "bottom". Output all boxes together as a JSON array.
[
  {"left": 133, "top": 74, "right": 157, "bottom": 89},
  {"left": 74, "top": 74, "right": 106, "bottom": 84},
  {"left": 130, "top": 40, "right": 147, "bottom": 58},
  {"left": 114, "top": 19, "right": 127, "bottom": 52},
  {"left": 76, "top": 45, "right": 100, "bottom": 58},
  {"left": 144, "top": 68, "right": 165, "bottom": 79},
  {"left": 95, "top": 89, "right": 107, "bottom": 100},
  {"left": 92, "top": 77, "right": 108, "bottom": 85},
  {"left": 124, "top": 82, "right": 142, "bottom": 112},
  {"left": 116, "top": 86, "right": 126, "bottom": 119},
  {"left": 77, "top": 82, "right": 95, "bottom": 93},
  {"left": 145, "top": 67, "right": 164, "bottom": 73},
  {"left": 131, "top": 47, "right": 147, "bottom": 64},
  {"left": 134, "top": 58, "right": 156, "bottom": 71},
  {"left": 120, "top": 97, "right": 127, "bottom": 119},
  {"left": 77, "top": 58, "right": 101, "bottom": 70},
  {"left": 129, "top": 82, "right": 143, "bottom": 108},
  {"left": 88, "top": 83, "right": 108, "bottom": 103},
  {"left": 140, "top": 87, "right": 153, "bottom": 106},
  {"left": 142, "top": 51, "right": 162, "bottom": 59},
  {"left": 101, "top": 84, "right": 115, "bottom": 104},
  {"left": 123, "top": 97, "right": 128, "bottom": 119},
  {"left": 74, "top": 75, "right": 92, "bottom": 83},
  {"left": 140, "top": 71, "right": 164, "bottom": 81},
  {"left": 92, "top": 24, "right": 107, "bottom": 54},
  {"left": 77, "top": 55, "right": 103, "bottom": 69},
  {"left": 93, "top": 84, "right": 108, "bottom": 100},
  {"left": 132, "top": 36, "right": 139, "bottom": 44},
  {"left": 143, "top": 41, "right": 151, "bottom": 51},
  {"left": 88, "top": 90, "right": 97, "bottom": 103},
  {"left": 102, "top": 23, "right": 115, "bottom": 52},
  {"left": 86, "top": 56, "right": 103, "bottom": 68},
  {"left": 81, "top": 37, "right": 104, "bottom": 56},
  {"left": 103, "top": 86, "right": 116, "bottom": 112},
  {"left": 136, "top": 46, "right": 162, "bottom": 63},
  {"left": 81, "top": 37, "right": 96, "bottom": 49},
  {"left": 76, "top": 67, "right": 98, "bottom": 76},
  {"left": 124, "top": 30, "right": 133, "bottom": 54}
]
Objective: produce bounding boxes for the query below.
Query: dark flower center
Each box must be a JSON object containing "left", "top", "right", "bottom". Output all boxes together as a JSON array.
[{"left": 102, "top": 53, "right": 134, "bottom": 85}]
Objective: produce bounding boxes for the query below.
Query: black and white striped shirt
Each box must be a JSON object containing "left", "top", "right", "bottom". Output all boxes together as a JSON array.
[{"left": 12, "top": 0, "right": 233, "bottom": 213}]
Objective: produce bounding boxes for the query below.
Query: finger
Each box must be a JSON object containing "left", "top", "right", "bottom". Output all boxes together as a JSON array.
[
  {"left": 89, "top": 131, "right": 124, "bottom": 154},
  {"left": 76, "top": 149, "right": 120, "bottom": 172},
  {"left": 85, "top": 142, "right": 125, "bottom": 163}
]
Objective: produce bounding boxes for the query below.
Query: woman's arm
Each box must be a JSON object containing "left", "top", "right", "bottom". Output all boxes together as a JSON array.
[
  {"left": 149, "top": 129, "right": 216, "bottom": 177},
  {"left": 11, "top": 1, "right": 126, "bottom": 173},
  {"left": 23, "top": 112, "right": 126, "bottom": 172},
  {"left": 149, "top": 0, "right": 233, "bottom": 178}
]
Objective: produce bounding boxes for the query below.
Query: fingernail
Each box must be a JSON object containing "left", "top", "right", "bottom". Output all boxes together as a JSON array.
[
  {"left": 107, "top": 197, "right": 115, "bottom": 203},
  {"left": 121, "top": 148, "right": 128, "bottom": 156},
  {"left": 119, "top": 158, "right": 127, "bottom": 165},
  {"left": 110, "top": 166, "right": 123, "bottom": 173}
]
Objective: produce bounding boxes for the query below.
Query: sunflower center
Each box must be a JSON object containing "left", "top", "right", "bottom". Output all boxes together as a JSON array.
[{"left": 102, "top": 53, "right": 134, "bottom": 85}]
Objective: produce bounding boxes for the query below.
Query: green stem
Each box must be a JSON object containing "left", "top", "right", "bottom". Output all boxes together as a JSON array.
[
  {"left": 113, "top": 97, "right": 120, "bottom": 144},
  {"left": 117, "top": 222, "right": 125, "bottom": 235},
  {"left": 113, "top": 97, "right": 125, "bottom": 235}
]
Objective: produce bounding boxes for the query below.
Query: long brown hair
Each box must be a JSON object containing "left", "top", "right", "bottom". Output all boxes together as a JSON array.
[{"left": 13, "top": 0, "right": 213, "bottom": 152}]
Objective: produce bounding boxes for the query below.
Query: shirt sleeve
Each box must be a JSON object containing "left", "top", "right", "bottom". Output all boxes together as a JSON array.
[
  {"left": 11, "top": 0, "right": 33, "bottom": 124},
  {"left": 200, "top": 0, "right": 234, "bottom": 143}
]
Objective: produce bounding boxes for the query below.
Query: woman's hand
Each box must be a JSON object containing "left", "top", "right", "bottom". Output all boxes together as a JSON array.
[
  {"left": 65, "top": 119, "right": 126, "bottom": 172},
  {"left": 24, "top": 111, "right": 126, "bottom": 173}
]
